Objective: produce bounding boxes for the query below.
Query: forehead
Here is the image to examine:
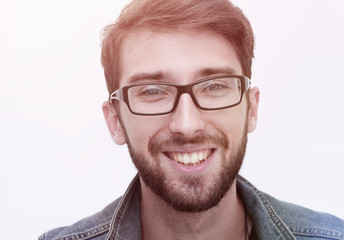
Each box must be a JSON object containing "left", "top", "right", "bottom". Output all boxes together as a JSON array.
[{"left": 118, "top": 28, "right": 242, "bottom": 86}]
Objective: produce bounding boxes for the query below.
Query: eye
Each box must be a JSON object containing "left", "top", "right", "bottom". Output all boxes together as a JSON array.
[
  {"left": 139, "top": 87, "right": 167, "bottom": 96},
  {"left": 129, "top": 85, "right": 173, "bottom": 103},
  {"left": 203, "top": 83, "right": 227, "bottom": 92},
  {"left": 200, "top": 81, "right": 232, "bottom": 94},
  {"left": 194, "top": 78, "right": 240, "bottom": 99}
]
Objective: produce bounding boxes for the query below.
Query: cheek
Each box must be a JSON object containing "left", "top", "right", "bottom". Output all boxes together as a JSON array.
[
  {"left": 124, "top": 116, "right": 166, "bottom": 150},
  {"left": 213, "top": 110, "right": 247, "bottom": 140}
]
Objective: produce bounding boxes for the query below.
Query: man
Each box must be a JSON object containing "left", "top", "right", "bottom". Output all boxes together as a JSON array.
[{"left": 40, "top": 0, "right": 344, "bottom": 239}]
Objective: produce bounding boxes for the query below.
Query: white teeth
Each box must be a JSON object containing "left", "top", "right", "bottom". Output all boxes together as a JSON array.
[
  {"left": 198, "top": 151, "right": 204, "bottom": 160},
  {"left": 183, "top": 153, "right": 191, "bottom": 164},
  {"left": 177, "top": 154, "right": 183, "bottom": 163},
  {"left": 168, "top": 150, "right": 211, "bottom": 166},
  {"left": 191, "top": 153, "right": 198, "bottom": 163}
]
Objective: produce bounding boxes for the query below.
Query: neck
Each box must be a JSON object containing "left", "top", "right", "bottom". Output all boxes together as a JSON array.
[{"left": 140, "top": 178, "right": 251, "bottom": 240}]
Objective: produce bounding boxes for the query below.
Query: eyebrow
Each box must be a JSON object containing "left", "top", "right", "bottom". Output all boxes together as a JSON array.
[
  {"left": 127, "top": 71, "right": 172, "bottom": 85},
  {"left": 126, "top": 66, "right": 238, "bottom": 85},
  {"left": 196, "top": 66, "right": 238, "bottom": 78}
]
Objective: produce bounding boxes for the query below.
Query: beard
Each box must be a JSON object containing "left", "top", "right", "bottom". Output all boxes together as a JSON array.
[{"left": 121, "top": 119, "right": 248, "bottom": 213}]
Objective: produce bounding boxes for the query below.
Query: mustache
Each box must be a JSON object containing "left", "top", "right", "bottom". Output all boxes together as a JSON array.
[{"left": 149, "top": 133, "right": 229, "bottom": 157}]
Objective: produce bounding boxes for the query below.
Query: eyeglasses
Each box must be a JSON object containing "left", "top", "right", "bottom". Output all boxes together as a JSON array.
[{"left": 109, "top": 75, "right": 251, "bottom": 116}]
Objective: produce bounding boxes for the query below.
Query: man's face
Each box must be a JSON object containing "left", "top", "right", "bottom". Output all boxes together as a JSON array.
[{"left": 105, "top": 29, "right": 259, "bottom": 212}]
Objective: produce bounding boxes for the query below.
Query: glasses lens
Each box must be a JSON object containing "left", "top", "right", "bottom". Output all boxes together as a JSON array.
[
  {"left": 193, "top": 77, "right": 241, "bottom": 109},
  {"left": 128, "top": 84, "right": 177, "bottom": 114}
]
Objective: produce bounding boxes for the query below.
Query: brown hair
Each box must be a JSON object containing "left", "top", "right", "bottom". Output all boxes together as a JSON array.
[{"left": 101, "top": 0, "right": 254, "bottom": 93}]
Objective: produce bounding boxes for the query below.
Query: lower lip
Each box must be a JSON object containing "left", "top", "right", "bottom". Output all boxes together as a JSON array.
[{"left": 163, "top": 151, "right": 215, "bottom": 174}]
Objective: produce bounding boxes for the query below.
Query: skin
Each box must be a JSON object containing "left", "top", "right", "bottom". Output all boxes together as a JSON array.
[{"left": 103, "top": 28, "right": 260, "bottom": 240}]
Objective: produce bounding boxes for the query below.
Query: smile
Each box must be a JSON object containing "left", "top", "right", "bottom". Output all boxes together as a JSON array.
[{"left": 165, "top": 149, "right": 213, "bottom": 167}]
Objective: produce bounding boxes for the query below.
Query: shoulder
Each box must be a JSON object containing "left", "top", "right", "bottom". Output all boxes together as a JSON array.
[
  {"left": 237, "top": 176, "right": 344, "bottom": 239},
  {"left": 263, "top": 192, "right": 344, "bottom": 239},
  {"left": 38, "top": 197, "right": 122, "bottom": 240}
]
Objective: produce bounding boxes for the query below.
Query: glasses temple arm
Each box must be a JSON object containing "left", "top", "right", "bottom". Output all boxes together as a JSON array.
[{"left": 109, "top": 88, "right": 124, "bottom": 103}]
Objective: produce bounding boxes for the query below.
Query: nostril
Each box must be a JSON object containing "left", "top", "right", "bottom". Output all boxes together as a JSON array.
[{"left": 168, "top": 114, "right": 205, "bottom": 136}]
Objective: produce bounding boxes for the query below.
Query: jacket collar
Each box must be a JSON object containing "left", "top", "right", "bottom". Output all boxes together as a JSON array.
[
  {"left": 236, "top": 176, "right": 296, "bottom": 240},
  {"left": 105, "top": 174, "right": 296, "bottom": 240},
  {"left": 105, "top": 174, "right": 141, "bottom": 240}
]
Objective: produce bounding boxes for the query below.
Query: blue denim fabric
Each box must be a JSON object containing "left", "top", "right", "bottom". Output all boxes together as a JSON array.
[{"left": 39, "top": 175, "right": 344, "bottom": 240}]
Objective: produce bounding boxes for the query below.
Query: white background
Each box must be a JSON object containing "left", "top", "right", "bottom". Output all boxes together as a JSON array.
[{"left": 3, "top": 0, "right": 344, "bottom": 239}]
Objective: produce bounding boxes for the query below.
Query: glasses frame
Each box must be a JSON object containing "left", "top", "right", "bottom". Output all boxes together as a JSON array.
[{"left": 109, "top": 75, "right": 251, "bottom": 116}]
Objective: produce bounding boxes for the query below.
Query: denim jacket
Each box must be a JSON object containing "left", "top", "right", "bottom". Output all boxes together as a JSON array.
[{"left": 39, "top": 175, "right": 344, "bottom": 240}]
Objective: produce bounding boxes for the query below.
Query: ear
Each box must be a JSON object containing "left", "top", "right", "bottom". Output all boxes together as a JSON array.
[
  {"left": 247, "top": 87, "right": 260, "bottom": 133},
  {"left": 102, "top": 101, "right": 126, "bottom": 145}
]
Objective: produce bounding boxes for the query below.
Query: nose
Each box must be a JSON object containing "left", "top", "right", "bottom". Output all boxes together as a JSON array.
[{"left": 168, "top": 93, "right": 206, "bottom": 137}]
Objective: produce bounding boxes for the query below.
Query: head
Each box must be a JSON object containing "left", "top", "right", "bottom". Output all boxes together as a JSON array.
[
  {"left": 101, "top": 0, "right": 255, "bottom": 94},
  {"left": 102, "top": 0, "right": 259, "bottom": 212}
]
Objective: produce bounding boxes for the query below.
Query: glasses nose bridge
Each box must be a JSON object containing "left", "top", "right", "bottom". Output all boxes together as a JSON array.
[{"left": 173, "top": 84, "right": 199, "bottom": 110}]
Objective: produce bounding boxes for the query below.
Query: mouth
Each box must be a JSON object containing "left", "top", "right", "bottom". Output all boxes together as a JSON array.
[{"left": 164, "top": 149, "right": 214, "bottom": 167}]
